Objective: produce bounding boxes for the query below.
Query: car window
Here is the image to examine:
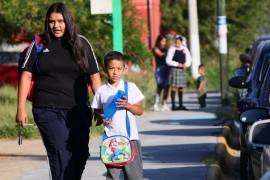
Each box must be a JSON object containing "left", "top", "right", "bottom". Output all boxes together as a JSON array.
[
  {"left": 249, "top": 42, "right": 265, "bottom": 82},
  {"left": 260, "top": 66, "right": 270, "bottom": 106},
  {"left": 259, "top": 53, "right": 270, "bottom": 83},
  {"left": 254, "top": 49, "right": 270, "bottom": 85}
]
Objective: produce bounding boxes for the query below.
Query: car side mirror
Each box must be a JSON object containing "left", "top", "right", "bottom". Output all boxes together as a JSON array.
[
  {"left": 228, "top": 76, "right": 247, "bottom": 88},
  {"left": 240, "top": 108, "right": 269, "bottom": 124},
  {"left": 248, "top": 119, "right": 270, "bottom": 147}
]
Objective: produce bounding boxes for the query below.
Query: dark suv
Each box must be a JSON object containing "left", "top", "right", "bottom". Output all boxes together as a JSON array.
[
  {"left": 240, "top": 61, "right": 270, "bottom": 179},
  {"left": 229, "top": 37, "right": 270, "bottom": 179}
]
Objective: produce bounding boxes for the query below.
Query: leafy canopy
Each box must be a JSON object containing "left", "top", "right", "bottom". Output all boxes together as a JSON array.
[{"left": 0, "top": 0, "right": 151, "bottom": 65}]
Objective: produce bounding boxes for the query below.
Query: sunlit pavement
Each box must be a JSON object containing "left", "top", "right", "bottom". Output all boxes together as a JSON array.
[{"left": 20, "top": 91, "right": 222, "bottom": 180}]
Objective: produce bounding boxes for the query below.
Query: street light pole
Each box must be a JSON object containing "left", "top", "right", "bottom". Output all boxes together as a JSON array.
[
  {"left": 112, "top": 0, "right": 123, "bottom": 53},
  {"left": 217, "top": 0, "right": 228, "bottom": 105}
]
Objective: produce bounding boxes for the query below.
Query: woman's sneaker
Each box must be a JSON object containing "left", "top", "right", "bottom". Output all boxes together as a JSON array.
[
  {"left": 161, "top": 103, "right": 170, "bottom": 111},
  {"left": 153, "top": 104, "right": 160, "bottom": 111}
]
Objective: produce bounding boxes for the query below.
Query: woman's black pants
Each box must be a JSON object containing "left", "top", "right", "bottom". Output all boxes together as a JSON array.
[{"left": 32, "top": 106, "right": 92, "bottom": 180}]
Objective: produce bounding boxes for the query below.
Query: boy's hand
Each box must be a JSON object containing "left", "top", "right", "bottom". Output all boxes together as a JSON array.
[
  {"left": 100, "top": 114, "right": 112, "bottom": 125},
  {"left": 116, "top": 96, "right": 129, "bottom": 109},
  {"left": 103, "top": 118, "right": 112, "bottom": 125}
]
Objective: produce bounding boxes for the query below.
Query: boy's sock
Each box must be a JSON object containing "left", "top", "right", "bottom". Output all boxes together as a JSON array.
[{"left": 171, "top": 90, "right": 176, "bottom": 110}]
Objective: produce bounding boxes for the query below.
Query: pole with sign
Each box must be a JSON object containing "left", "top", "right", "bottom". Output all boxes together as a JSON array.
[
  {"left": 217, "top": 0, "right": 228, "bottom": 105},
  {"left": 112, "top": 0, "right": 123, "bottom": 53},
  {"left": 90, "top": 0, "right": 123, "bottom": 53}
]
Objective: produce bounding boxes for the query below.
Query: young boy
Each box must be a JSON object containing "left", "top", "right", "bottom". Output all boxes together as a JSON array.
[
  {"left": 197, "top": 64, "right": 207, "bottom": 108},
  {"left": 91, "top": 51, "right": 144, "bottom": 180}
]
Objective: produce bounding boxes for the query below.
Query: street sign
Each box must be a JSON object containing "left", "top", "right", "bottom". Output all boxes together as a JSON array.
[{"left": 90, "top": 0, "right": 112, "bottom": 15}]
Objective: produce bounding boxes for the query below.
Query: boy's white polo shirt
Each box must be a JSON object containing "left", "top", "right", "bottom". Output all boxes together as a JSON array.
[{"left": 91, "top": 80, "right": 144, "bottom": 140}]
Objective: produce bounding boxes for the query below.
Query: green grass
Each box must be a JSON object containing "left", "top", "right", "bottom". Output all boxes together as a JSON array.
[{"left": 0, "top": 85, "right": 38, "bottom": 138}]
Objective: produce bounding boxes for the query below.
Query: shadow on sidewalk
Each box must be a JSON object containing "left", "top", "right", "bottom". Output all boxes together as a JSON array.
[
  {"left": 143, "top": 166, "right": 207, "bottom": 180},
  {"left": 140, "top": 128, "right": 220, "bottom": 137},
  {"left": 142, "top": 143, "right": 216, "bottom": 164}
]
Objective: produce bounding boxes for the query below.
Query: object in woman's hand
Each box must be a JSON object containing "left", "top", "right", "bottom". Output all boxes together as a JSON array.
[{"left": 18, "top": 126, "right": 22, "bottom": 145}]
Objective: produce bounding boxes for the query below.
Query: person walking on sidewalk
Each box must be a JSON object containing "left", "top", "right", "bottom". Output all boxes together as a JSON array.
[
  {"left": 166, "top": 35, "right": 192, "bottom": 110},
  {"left": 152, "top": 35, "right": 170, "bottom": 111},
  {"left": 91, "top": 51, "right": 144, "bottom": 180},
  {"left": 16, "top": 2, "right": 101, "bottom": 180},
  {"left": 197, "top": 64, "right": 207, "bottom": 108}
]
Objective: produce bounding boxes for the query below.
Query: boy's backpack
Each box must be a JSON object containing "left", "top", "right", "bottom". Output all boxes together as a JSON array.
[
  {"left": 100, "top": 82, "right": 136, "bottom": 167},
  {"left": 27, "top": 35, "right": 44, "bottom": 101}
]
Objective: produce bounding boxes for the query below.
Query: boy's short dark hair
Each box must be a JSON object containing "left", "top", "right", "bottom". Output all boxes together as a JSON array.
[
  {"left": 104, "top": 51, "right": 124, "bottom": 68},
  {"left": 198, "top": 64, "right": 204, "bottom": 69}
]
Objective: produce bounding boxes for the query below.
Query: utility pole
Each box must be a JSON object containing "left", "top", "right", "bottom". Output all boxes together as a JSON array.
[
  {"left": 112, "top": 0, "right": 123, "bottom": 53},
  {"left": 188, "top": 0, "right": 201, "bottom": 79},
  {"left": 217, "top": 0, "right": 228, "bottom": 105},
  {"left": 146, "top": 0, "right": 152, "bottom": 48}
]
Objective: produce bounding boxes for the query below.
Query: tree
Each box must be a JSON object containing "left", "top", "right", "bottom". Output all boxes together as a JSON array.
[
  {"left": 160, "top": 0, "right": 270, "bottom": 87},
  {"left": 161, "top": 0, "right": 270, "bottom": 53},
  {"left": 0, "top": 0, "right": 151, "bottom": 65}
]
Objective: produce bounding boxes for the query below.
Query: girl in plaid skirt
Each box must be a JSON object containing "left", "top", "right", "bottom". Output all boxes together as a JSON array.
[{"left": 166, "top": 35, "right": 192, "bottom": 110}]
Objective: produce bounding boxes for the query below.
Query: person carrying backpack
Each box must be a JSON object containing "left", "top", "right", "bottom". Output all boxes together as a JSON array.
[
  {"left": 16, "top": 2, "right": 101, "bottom": 180},
  {"left": 91, "top": 51, "right": 144, "bottom": 180}
]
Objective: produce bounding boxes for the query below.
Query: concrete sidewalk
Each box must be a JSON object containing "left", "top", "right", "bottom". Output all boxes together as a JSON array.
[{"left": 17, "top": 91, "right": 222, "bottom": 180}]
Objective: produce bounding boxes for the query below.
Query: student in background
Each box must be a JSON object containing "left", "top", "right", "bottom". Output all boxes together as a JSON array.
[
  {"left": 197, "top": 64, "right": 207, "bottom": 108},
  {"left": 152, "top": 35, "right": 170, "bottom": 111},
  {"left": 166, "top": 35, "right": 192, "bottom": 110}
]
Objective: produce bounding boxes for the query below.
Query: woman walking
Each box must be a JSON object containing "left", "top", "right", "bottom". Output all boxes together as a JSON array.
[{"left": 16, "top": 2, "right": 101, "bottom": 180}]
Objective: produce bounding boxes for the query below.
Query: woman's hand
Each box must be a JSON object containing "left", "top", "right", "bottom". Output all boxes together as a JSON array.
[
  {"left": 16, "top": 108, "right": 28, "bottom": 127},
  {"left": 178, "top": 63, "right": 187, "bottom": 69}
]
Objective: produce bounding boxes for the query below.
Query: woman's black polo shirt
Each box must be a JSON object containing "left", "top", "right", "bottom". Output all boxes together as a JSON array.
[{"left": 21, "top": 35, "right": 99, "bottom": 109}]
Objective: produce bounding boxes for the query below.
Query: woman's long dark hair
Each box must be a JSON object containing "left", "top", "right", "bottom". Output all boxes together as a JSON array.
[
  {"left": 44, "top": 2, "right": 89, "bottom": 72},
  {"left": 154, "top": 34, "right": 166, "bottom": 50}
]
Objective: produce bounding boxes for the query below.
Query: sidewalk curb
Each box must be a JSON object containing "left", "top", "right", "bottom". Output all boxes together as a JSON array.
[{"left": 207, "top": 120, "right": 240, "bottom": 180}]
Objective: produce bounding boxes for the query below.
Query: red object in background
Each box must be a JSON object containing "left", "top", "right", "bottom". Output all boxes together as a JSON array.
[
  {"left": 0, "top": 65, "right": 18, "bottom": 87},
  {"left": 132, "top": 0, "right": 161, "bottom": 48}
]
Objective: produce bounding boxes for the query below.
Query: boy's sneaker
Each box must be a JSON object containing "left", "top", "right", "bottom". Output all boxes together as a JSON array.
[
  {"left": 153, "top": 104, "right": 160, "bottom": 111},
  {"left": 161, "top": 103, "right": 170, "bottom": 111}
]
